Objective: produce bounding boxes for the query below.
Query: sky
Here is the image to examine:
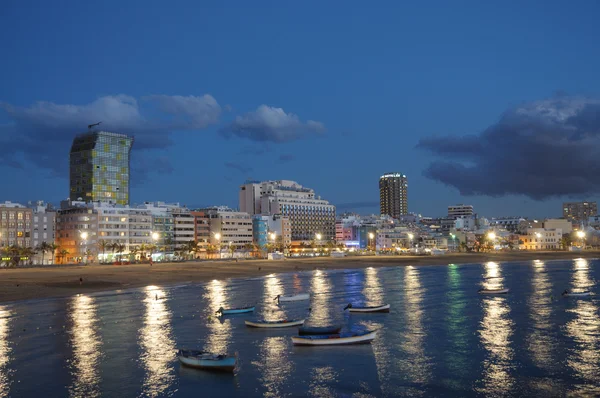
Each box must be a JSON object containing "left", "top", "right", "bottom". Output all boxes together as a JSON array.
[{"left": 1, "top": 1, "right": 600, "bottom": 218}]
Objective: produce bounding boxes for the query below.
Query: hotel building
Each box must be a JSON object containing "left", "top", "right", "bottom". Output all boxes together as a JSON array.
[
  {"left": 448, "top": 204, "right": 474, "bottom": 219},
  {"left": 239, "top": 180, "right": 336, "bottom": 242},
  {"left": 198, "top": 206, "right": 253, "bottom": 250},
  {"left": 563, "top": 201, "right": 597, "bottom": 223},
  {"left": 70, "top": 130, "right": 134, "bottom": 205},
  {"left": 0, "top": 201, "right": 33, "bottom": 248},
  {"left": 379, "top": 173, "right": 408, "bottom": 219}
]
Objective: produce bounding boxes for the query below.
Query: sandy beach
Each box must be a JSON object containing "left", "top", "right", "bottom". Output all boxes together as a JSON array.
[{"left": 0, "top": 251, "right": 597, "bottom": 304}]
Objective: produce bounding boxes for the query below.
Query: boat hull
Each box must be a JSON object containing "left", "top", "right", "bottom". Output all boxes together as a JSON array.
[
  {"left": 178, "top": 356, "right": 236, "bottom": 372},
  {"left": 478, "top": 289, "right": 509, "bottom": 294},
  {"left": 220, "top": 306, "right": 255, "bottom": 315},
  {"left": 245, "top": 319, "right": 305, "bottom": 328},
  {"left": 348, "top": 304, "right": 390, "bottom": 313},
  {"left": 278, "top": 294, "right": 310, "bottom": 302},
  {"left": 563, "top": 292, "right": 591, "bottom": 297},
  {"left": 292, "top": 331, "right": 377, "bottom": 346},
  {"left": 298, "top": 326, "right": 342, "bottom": 335}
]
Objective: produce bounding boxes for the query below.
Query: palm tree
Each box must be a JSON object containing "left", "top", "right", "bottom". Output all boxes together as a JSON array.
[
  {"left": 183, "top": 241, "right": 198, "bottom": 260},
  {"left": 139, "top": 243, "right": 148, "bottom": 261},
  {"left": 114, "top": 243, "right": 125, "bottom": 264},
  {"left": 129, "top": 246, "right": 139, "bottom": 262},
  {"left": 85, "top": 248, "right": 93, "bottom": 263},
  {"left": 22, "top": 247, "right": 37, "bottom": 265},
  {"left": 47, "top": 243, "right": 59, "bottom": 264},
  {"left": 228, "top": 243, "right": 236, "bottom": 258},
  {"left": 98, "top": 240, "right": 109, "bottom": 263},
  {"left": 243, "top": 243, "right": 254, "bottom": 258},
  {"left": 37, "top": 242, "right": 50, "bottom": 265},
  {"left": 58, "top": 248, "right": 70, "bottom": 264}
]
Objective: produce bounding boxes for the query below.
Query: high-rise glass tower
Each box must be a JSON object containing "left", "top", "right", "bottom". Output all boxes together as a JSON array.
[
  {"left": 379, "top": 172, "right": 408, "bottom": 219},
  {"left": 70, "top": 131, "right": 134, "bottom": 205}
]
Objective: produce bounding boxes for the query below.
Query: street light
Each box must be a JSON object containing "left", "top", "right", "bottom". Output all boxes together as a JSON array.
[
  {"left": 152, "top": 232, "right": 159, "bottom": 241},
  {"left": 368, "top": 232, "right": 375, "bottom": 252},
  {"left": 487, "top": 232, "right": 496, "bottom": 240},
  {"left": 576, "top": 230, "right": 585, "bottom": 238},
  {"left": 315, "top": 233, "right": 322, "bottom": 241}
]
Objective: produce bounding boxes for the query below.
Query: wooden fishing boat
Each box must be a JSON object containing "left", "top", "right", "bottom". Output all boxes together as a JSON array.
[
  {"left": 344, "top": 303, "right": 390, "bottom": 313},
  {"left": 177, "top": 349, "right": 236, "bottom": 372},
  {"left": 245, "top": 318, "right": 305, "bottom": 328},
  {"left": 562, "top": 290, "right": 592, "bottom": 297},
  {"left": 275, "top": 293, "right": 310, "bottom": 302},
  {"left": 478, "top": 288, "right": 509, "bottom": 295},
  {"left": 298, "top": 325, "right": 342, "bottom": 335},
  {"left": 216, "top": 306, "right": 255, "bottom": 315},
  {"left": 292, "top": 330, "right": 376, "bottom": 346}
]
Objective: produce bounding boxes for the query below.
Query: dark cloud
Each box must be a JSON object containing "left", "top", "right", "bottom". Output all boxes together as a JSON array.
[
  {"left": 224, "top": 161, "right": 253, "bottom": 173},
  {"left": 0, "top": 94, "right": 221, "bottom": 179},
  {"left": 336, "top": 201, "right": 380, "bottom": 210},
  {"left": 277, "top": 154, "right": 295, "bottom": 163},
  {"left": 417, "top": 95, "right": 600, "bottom": 200},
  {"left": 219, "top": 105, "right": 325, "bottom": 143}
]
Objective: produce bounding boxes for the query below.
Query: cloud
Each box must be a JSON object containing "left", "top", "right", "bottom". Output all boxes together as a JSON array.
[
  {"left": 219, "top": 105, "right": 325, "bottom": 143},
  {"left": 224, "top": 161, "right": 253, "bottom": 173},
  {"left": 277, "top": 154, "right": 295, "bottom": 163},
  {"left": 0, "top": 94, "right": 221, "bottom": 177},
  {"left": 131, "top": 154, "right": 175, "bottom": 186},
  {"left": 417, "top": 95, "right": 600, "bottom": 200}
]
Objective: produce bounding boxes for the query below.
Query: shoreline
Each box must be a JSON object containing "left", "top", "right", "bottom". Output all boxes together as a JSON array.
[{"left": 0, "top": 251, "right": 597, "bottom": 305}]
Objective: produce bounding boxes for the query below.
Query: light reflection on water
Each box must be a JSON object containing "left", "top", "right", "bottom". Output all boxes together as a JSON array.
[
  {"left": 263, "top": 275, "right": 285, "bottom": 321},
  {"left": 0, "top": 308, "right": 11, "bottom": 398},
  {"left": 363, "top": 267, "right": 383, "bottom": 307},
  {"left": 258, "top": 336, "right": 292, "bottom": 397},
  {"left": 527, "top": 260, "right": 555, "bottom": 371},
  {"left": 445, "top": 264, "right": 468, "bottom": 386},
  {"left": 68, "top": 295, "right": 102, "bottom": 398},
  {"left": 309, "top": 366, "right": 339, "bottom": 398},
  {"left": 400, "top": 266, "right": 431, "bottom": 395},
  {"left": 139, "top": 286, "right": 176, "bottom": 397},
  {"left": 310, "top": 270, "right": 333, "bottom": 324},
  {"left": 565, "top": 259, "right": 600, "bottom": 395},
  {"left": 205, "top": 280, "right": 232, "bottom": 354},
  {"left": 477, "top": 262, "right": 515, "bottom": 396}
]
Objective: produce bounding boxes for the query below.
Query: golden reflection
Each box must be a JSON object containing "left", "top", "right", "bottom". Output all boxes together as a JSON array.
[
  {"left": 308, "top": 366, "right": 339, "bottom": 398},
  {"left": 527, "top": 260, "right": 554, "bottom": 370},
  {"left": 565, "top": 258, "right": 600, "bottom": 394},
  {"left": 0, "top": 308, "right": 11, "bottom": 398},
  {"left": 446, "top": 264, "right": 468, "bottom": 381},
  {"left": 68, "top": 295, "right": 101, "bottom": 398},
  {"left": 310, "top": 270, "right": 332, "bottom": 323},
  {"left": 204, "top": 279, "right": 232, "bottom": 353},
  {"left": 139, "top": 286, "right": 176, "bottom": 397},
  {"left": 263, "top": 275, "right": 285, "bottom": 321},
  {"left": 258, "top": 337, "right": 291, "bottom": 397},
  {"left": 363, "top": 267, "right": 383, "bottom": 307},
  {"left": 401, "top": 266, "right": 431, "bottom": 392},
  {"left": 477, "top": 261, "right": 514, "bottom": 395}
]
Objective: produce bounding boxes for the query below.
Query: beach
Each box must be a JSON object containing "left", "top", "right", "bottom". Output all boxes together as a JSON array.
[{"left": 0, "top": 250, "right": 597, "bottom": 303}]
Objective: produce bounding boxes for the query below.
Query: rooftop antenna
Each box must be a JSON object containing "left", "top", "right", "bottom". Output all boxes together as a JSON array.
[{"left": 88, "top": 121, "right": 102, "bottom": 130}]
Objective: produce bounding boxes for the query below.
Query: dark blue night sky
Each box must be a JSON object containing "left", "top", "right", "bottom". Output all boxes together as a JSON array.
[{"left": 1, "top": 1, "right": 600, "bottom": 218}]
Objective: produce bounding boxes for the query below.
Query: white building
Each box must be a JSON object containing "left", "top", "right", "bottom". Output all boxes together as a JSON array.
[
  {"left": 240, "top": 180, "right": 336, "bottom": 242},
  {"left": 448, "top": 204, "right": 474, "bottom": 219},
  {"left": 173, "top": 208, "right": 195, "bottom": 245},
  {"left": 520, "top": 228, "right": 563, "bottom": 250},
  {"left": 199, "top": 206, "right": 253, "bottom": 253},
  {"left": 490, "top": 217, "right": 527, "bottom": 233},
  {"left": 29, "top": 201, "right": 56, "bottom": 264}
]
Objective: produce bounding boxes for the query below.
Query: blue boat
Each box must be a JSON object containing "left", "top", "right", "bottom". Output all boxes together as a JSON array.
[
  {"left": 298, "top": 325, "right": 342, "bottom": 335},
  {"left": 177, "top": 349, "right": 236, "bottom": 372},
  {"left": 216, "top": 306, "right": 255, "bottom": 315}
]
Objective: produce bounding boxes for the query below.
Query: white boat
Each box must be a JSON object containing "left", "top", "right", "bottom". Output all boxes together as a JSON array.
[
  {"left": 275, "top": 293, "right": 310, "bottom": 302},
  {"left": 478, "top": 288, "right": 509, "bottom": 294},
  {"left": 344, "top": 303, "right": 390, "bottom": 313},
  {"left": 216, "top": 306, "right": 255, "bottom": 315},
  {"left": 245, "top": 318, "right": 305, "bottom": 328},
  {"left": 292, "top": 330, "right": 376, "bottom": 346},
  {"left": 562, "top": 290, "right": 592, "bottom": 297},
  {"left": 177, "top": 349, "right": 236, "bottom": 372}
]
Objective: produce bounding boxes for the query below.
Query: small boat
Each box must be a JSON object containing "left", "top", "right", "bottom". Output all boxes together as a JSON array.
[
  {"left": 298, "top": 325, "right": 342, "bottom": 335},
  {"left": 177, "top": 349, "right": 236, "bottom": 372},
  {"left": 275, "top": 294, "right": 310, "bottom": 302},
  {"left": 292, "top": 330, "right": 376, "bottom": 346},
  {"left": 562, "top": 290, "right": 592, "bottom": 297},
  {"left": 216, "top": 306, "right": 255, "bottom": 315},
  {"left": 344, "top": 303, "right": 390, "bottom": 313},
  {"left": 245, "top": 318, "right": 305, "bottom": 328},
  {"left": 478, "top": 288, "right": 509, "bottom": 295}
]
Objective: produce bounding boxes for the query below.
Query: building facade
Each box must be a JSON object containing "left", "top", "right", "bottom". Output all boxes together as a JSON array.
[
  {"left": 29, "top": 201, "right": 56, "bottom": 264},
  {"left": 563, "top": 201, "right": 597, "bottom": 222},
  {"left": 520, "top": 228, "right": 563, "bottom": 250},
  {"left": 0, "top": 201, "right": 33, "bottom": 249},
  {"left": 200, "top": 206, "right": 253, "bottom": 252},
  {"left": 239, "top": 180, "right": 335, "bottom": 242},
  {"left": 173, "top": 208, "right": 195, "bottom": 246},
  {"left": 379, "top": 173, "right": 408, "bottom": 219},
  {"left": 56, "top": 201, "right": 98, "bottom": 263},
  {"left": 448, "top": 204, "right": 474, "bottom": 219},
  {"left": 70, "top": 130, "right": 134, "bottom": 205}
]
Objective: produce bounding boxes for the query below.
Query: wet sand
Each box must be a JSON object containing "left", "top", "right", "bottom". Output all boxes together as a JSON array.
[{"left": 0, "top": 251, "right": 597, "bottom": 304}]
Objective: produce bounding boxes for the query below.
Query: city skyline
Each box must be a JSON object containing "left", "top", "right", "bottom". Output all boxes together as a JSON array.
[{"left": 2, "top": 2, "right": 600, "bottom": 218}]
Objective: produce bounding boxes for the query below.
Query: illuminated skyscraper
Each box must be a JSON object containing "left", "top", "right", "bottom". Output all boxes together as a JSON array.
[
  {"left": 70, "top": 131, "right": 134, "bottom": 205},
  {"left": 379, "top": 173, "right": 408, "bottom": 219}
]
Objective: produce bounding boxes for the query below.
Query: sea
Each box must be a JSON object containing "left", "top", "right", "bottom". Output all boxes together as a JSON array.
[{"left": 0, "top": 258, "right": 599, "bottom": 397}]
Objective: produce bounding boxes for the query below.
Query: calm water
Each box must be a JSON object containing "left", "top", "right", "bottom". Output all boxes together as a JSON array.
[{"left": 0, "top": 259, "right": 599, "bottom": 397}]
